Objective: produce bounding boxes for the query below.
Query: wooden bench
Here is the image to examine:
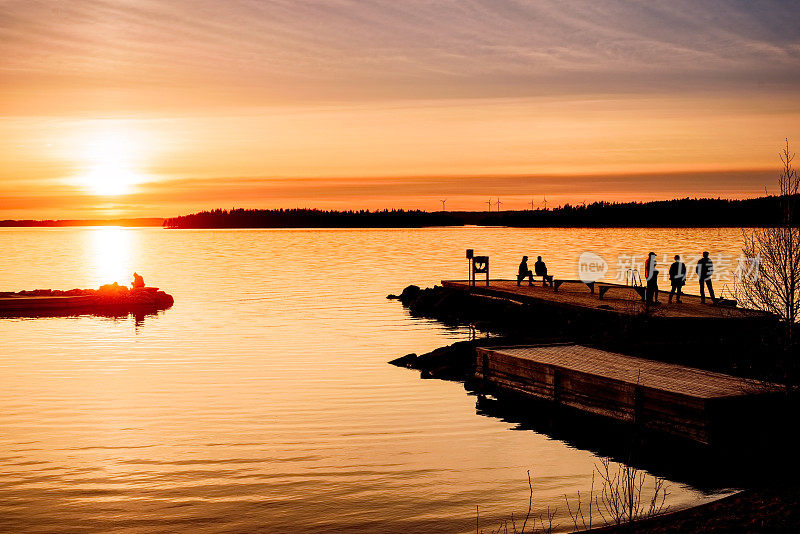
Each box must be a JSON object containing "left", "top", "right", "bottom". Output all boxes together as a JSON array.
[
  {"left": 517, "top": 273, "right": 554, "bottom": 286},
  {"left": 598, "top": 283, "right": 646, "bottom": 301},
  {"left": 553, "top": 279, "right": 595, "bottom": 294}
]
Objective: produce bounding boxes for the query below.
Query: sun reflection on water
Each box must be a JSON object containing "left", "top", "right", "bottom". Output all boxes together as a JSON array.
[{"left": 90, "top": 227, "right": 133, "bottom": 287}]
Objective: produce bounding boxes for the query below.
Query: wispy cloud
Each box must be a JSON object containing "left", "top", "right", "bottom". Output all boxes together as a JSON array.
[{"left": 2, "top": 0, "right": 799, "bottom": 112}]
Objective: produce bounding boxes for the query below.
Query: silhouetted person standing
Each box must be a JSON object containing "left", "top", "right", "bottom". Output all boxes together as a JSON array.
[
  {"left": 534, "top": 256, "right": 553, "bottom": 287},
  {"left": 132, "top": 272, "right": 145, "bottom": 289},
  {"left": 644, "top": 252, "right": 659, "bottom": 304},
  {"left": 517, "top": 256, "right": 534, "bottom": 286},
  {"left": 668, "top": 255, "right": 686, "bottom": 303},
  {"left": 696, "top": 251, "right": 717, "bottom": 304}
]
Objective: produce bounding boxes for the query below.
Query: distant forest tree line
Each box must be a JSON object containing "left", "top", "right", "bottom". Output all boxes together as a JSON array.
[
  {"left": 162, "top": 196, "right": 799, "bottom": 229},
  {"left": 0, "top": 217, "right": 164, "bottom": 227}
]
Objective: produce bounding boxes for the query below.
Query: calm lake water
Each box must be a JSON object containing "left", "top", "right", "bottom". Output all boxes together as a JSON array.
[{"left": 0, "top": 227, "right": 747, "bottom": 533}]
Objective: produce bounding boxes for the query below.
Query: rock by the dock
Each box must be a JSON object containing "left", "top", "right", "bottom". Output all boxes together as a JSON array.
[
  {"left": 390, "top": 284, "right": 533, "bottom": 334},
  {"left": 398, "top": 284, "right": 421, "bottom": 305},
  {"left": 388, "top": 353, "right": 417, "bottom": 367},
  {"left": 390, "top": 339, "right": 509, "bottom": 380}
]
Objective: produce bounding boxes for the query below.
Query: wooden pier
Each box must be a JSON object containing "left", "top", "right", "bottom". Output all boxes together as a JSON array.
[
  {"left": 442, "top": 279, "right": 773, "bottom": 321},
  {"left": 475, "top": 343, "right": 780, "bottom": 444}
]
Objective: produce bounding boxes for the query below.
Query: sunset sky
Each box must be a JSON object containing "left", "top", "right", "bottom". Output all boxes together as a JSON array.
[{"left": 2, "top": 0, "right": 799, "bottom": 219}]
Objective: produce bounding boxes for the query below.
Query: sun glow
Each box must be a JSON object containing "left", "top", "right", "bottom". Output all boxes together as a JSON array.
[
  {"left": 90, "top": 226, "right": 132, "bottom": 286},
  {"left": 76, "top": 125, "right": 147, "bottom": 196}
]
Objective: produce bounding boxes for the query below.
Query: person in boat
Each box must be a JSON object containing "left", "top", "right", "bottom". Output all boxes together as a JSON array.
[
  {"left": 534, "top": 256, "right": 553, "bottom": 287},
  {"left": 517, "top": 256, "right": 534, "bottom": 286},
  {"left": 132, "top": 272, "right": 145, "bottom": 289},
  {"left": 668, "top": 254, "right": 686, "bottom": 303},
  {"left": 696, "top": 251, "right": 717, "bottom": 304},
  {"left": 644, "top": 252, "right": 659, "bottom": 304}
]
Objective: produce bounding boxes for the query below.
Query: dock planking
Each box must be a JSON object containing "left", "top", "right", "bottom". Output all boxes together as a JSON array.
[
  {"left": 475, "top": 343, "right": 781, "bottom": 445},
  {"left": 442, "top": 279, "right": 773, "bottom": 321}
]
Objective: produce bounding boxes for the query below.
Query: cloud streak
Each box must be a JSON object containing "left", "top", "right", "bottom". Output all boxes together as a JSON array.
[{"left": 2, "top": 0, "right": 799, "bottom": 112}]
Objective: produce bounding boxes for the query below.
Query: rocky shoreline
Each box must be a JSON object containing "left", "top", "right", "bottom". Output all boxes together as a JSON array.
[
  {"left": 580, "top": 485, "right": 800, "bottom": 533},
  {"left": 387, "top": 284, "right": 792, "bottom": 381}
]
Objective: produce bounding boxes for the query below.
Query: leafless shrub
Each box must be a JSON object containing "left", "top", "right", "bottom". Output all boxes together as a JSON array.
[
  {"left": 592, "top": 458, "right": 670, "bottom": 526},
  {"left": 564, "top": 472, "right": 595, "bottom": 530},
  {"left": 479, "top": 461, "right": 669, "bottom": 533},
  {"left": 735, "top": 139, "right": 800, "bottom": 383},
  {"left": 477, "top": 470, "right": 556, "bottom": 534},
  {"left": 536, "top": 505, "right": 557, "bottom": 534},
  {"left": 521, "top": 469, "right": 533, "bottom": 533}
]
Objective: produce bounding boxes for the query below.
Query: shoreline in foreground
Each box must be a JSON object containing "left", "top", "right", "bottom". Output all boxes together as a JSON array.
[{"left": 579, "top": 485, "right": 800, "bottom": 533}]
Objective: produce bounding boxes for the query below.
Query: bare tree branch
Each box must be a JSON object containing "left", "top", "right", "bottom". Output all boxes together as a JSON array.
[{"left": 736, "top": 139, "right": 800, "bottom": 385}]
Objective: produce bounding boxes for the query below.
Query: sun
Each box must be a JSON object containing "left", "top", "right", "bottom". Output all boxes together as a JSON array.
[
  {"left": 82, "top": 163, "right": 141, "bottom": 196},
  {"left": 76, "top": 125, "right": 146, "bottom": 196}
]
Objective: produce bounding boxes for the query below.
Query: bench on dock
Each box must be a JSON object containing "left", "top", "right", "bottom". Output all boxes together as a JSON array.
[
  {"left": 474, "top": 343, "right": 780, "bottom": 445},
  {"left": 553, "top": 279, "right": 595, "bottom": 294},
  {"left": 598, "top": 283, "right": 646, "bottom": 301},
  {"left": 518, "top": 273, "right": 553, "bottom": 287}
]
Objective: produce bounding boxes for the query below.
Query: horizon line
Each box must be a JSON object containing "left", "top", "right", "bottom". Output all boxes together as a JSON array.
[{"left": 2, "top": 193, "right": 790, "bottom": 226}]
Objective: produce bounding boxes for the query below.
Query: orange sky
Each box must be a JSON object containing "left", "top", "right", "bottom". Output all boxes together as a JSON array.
[{"left": 2, "top": 1, "right": 799, "bottom": 219}]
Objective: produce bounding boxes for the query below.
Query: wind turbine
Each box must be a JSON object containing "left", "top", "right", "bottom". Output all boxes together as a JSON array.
[
  {"left": 440, "top": 199, "right": 447, "bottom": 211},
  {"left": 495, "top": 198, "right": 503, "bottom": 211},
  {"left": 543, "top": 195, "right": 548, "bottom": 210},
  {"left": 487, "top": 198, "right": 493, "bottom": 212},
  {"left": 530, "top": 198, "right": 535, "bottom": 211}
]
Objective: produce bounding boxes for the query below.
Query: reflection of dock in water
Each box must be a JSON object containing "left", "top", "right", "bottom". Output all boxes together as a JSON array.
[
  {"left": 474, "top": 343, "right": 782, "bottom": 446},
  {"left": 472, "top": 389, "right": 797, "bottom": 492}
]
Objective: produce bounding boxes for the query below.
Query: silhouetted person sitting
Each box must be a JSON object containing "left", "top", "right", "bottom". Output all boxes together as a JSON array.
[
  {"left": 696, "top": 251, "right": 717, "bottom": 304},
  {"left": 534, "top": 256, "right": 554, "bottom": 287},
  {"left": 132, "top": 272, "right": 145, "bottom": 289},
  {"left": 668, "top": 255, "right": 686, "bottom": 303},
  {"left": 644, "top": 252, "right": 659, "bottom": 304},
  {"left": 517, "top": 256, "right": 534, "bottom": 286}
]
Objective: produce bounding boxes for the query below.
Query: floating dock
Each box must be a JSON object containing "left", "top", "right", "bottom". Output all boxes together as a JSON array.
[
  {"left": 475, "top": 343, "right": 780, "bottom": 444},
  {"left": 0, "top": 287, "right": 174, "bottom": 317}
]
